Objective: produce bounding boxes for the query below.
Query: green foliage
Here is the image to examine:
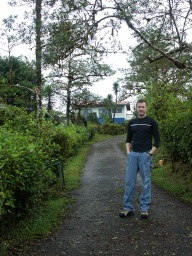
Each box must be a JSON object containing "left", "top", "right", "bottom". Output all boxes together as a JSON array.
[
  {"left": 101, "top": 113, "right": 113, "bottom": 124},
  {"left": 0, "top": 128, "right": 58, "bottom": 220},
  {"left": 97, "top": 123, "right": 127, "bottom": 135},
  {"left": 0, "top": 56, "right": 36, "bottom": 109},
  {"left": 42, "top": 84, "right": 57, "bottom": 112},
  {"left": 101, "top": 95, "right": 114, "bottom": 123},
  {"left": 87, "top": 112, "right": 100, "bottom": 124},
  {"left": 51, "top": 124, "right": 91, "bottom": 159},
  {"left": 1, "top": 106, "right": 37, "bottom": 134},
  {"left": 87, "top": 123, "right": 97, "bottom": 140},
  {"left": 0, "top": 105, "right": 98, "bottom": 229},
  {"left": 160, "top": 98, "right": 192, "bottom": 165},
  {"left": 71, "top": 113, "right": 88, "bottom": 126},
  {"left": 72, "top": 88, "right": 101, "bottom": 114},
  {"left": 141, "top": 81, "right": 192, "bottom": 167},
  {"left": 152, "top": 163, "right": 192, "bottom": 204}
]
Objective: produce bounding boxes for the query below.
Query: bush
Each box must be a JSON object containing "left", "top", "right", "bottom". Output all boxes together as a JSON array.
[
  {"left": 97, "top": 123, "right": 127, "bottom": 135},
  {"left": 87, "top": 112, "right": 100, "bottom": 125},
  {"left": 51, "top": 124, "right": 94, "bottom": 159},
  {"left": 159, "top": 99, "right": 192, "bottom": 165},
  {"left": 0, "top": 128, "right": 58, "bottom": 224},
  {"left": 87, "top": 123, "right": 98, "bottom": 140},
  {"left": 0, "top": 106, "right": 97, "bottom": 230},
  {"left": 1, "top": 106, "right": 37, "bottom": 135}
]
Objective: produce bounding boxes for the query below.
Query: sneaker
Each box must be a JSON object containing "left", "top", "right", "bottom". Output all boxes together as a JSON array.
[
  {"left": 119, "top": 209, "right": 134, "bottom": 218},
  {"left": 140, "top": 210, "right": 150, "bottom": 219}
]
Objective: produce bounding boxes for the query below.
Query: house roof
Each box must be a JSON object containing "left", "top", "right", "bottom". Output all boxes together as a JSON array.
[
  {"left": 116, "top": 100, "right": 130, "bottom": 105},
  {"left": 80, "top": 100, "right": 130, "bottom": 108}
]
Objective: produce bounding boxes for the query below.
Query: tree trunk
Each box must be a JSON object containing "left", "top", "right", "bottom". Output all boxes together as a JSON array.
[
  {"left": 66, "top": 86, "right": 71, "bottom": 126},
  {"left": 35, "top": 0, "right": 42, "bottom": 117}
]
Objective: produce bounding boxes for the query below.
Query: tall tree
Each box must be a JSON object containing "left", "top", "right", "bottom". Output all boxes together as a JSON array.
[
  {"left": 124, "top": 39, "right": 192, "bottom": 120},
  {"left": 0, "top": 15, "right": 21, "bottom": 54},
  {"left": 112, "top": 81, "right": 120, "bottom": 123},
  {"left": 47, "top": 54, "right": 114, "bottom": 124},
  {"left": 71, "top": 88, "right": 101, "bottom": 120},
  {"left": 35, "top": 0, "right": 42, "bottom": 116},
  {"left": 102, "top": 94, "right": 114, "bottom": 123},
  {"left": 42, "top": 84, "right": 57, "bottom": 112},
  {"left": 0, "top": 15, "right": 25, "bottom": 85},
  {"left": 89, "top": 0, "right": 192, "bottom": 71}
]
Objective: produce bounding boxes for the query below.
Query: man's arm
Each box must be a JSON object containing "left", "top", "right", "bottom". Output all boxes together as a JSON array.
[
  {"left": 125, "top": 122, "right": 132, "bottom": 155},
  {"left": 150, "top": 119, "right": 160, "bottom": 155},
  {"left": 125, "top": 142, "right": 132, "bottom": 155},
  {"left": 149, "top": 146, "right": 157, "bottom": 156}
]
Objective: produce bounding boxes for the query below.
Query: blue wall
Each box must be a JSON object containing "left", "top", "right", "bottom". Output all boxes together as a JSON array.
[{"left": 98, "top": 118, "right": 125, "bottom": 124}]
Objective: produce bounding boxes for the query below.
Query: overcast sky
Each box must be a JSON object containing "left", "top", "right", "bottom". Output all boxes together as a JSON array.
[{"left": 0, "top": 1, "right": 135, "bottom": 100}]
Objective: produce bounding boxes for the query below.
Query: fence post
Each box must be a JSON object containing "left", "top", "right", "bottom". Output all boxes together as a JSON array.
[
  {"left": 58, "top": 161, "right": 65, "bottom": 190},
  {"left": 49, "top": 161, "right": 65, "bottom": 190}
]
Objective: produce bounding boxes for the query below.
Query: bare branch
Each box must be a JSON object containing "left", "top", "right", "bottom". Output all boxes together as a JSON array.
[
  {"left": 168, "top": 0, "right": 182, "bottom": 45},
  {"left": 114, "top": 6, "right": 192, "bottom": 69},
  {"left": 181, "top": 8, "right": 191, "bottom": 41},
  {"left": 145, "top": 45, "right": 186, "bottom": 63},
  {"left": 12, "top": 84, "right": 36, "bottom": 94}
]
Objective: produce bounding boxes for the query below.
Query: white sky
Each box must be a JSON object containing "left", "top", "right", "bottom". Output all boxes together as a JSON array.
[{"left": 0, "top": 1, "right": 135, "bottom": 100}]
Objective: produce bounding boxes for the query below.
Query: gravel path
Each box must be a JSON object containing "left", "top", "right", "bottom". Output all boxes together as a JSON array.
[{"left": 26, "top": 136, "right": 192, "bottom": 256}]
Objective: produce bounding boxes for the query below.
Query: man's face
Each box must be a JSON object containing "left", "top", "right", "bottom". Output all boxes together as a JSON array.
[{"left": 136, "top": 102, "right": 147, "bottom": 118}]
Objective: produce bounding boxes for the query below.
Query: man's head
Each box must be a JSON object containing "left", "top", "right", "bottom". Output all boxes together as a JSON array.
[{"left": 136, "top": 99, "right": 147, "bottom": 118}]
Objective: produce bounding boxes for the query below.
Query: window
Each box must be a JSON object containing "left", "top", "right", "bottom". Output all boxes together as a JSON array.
[
  {"left": 83, "top": 109, "right": 92, "bottom": 118},
  {"left": 99, "top": 108, "right": 108, "bottom": 118},
  {"left": 115, "top": 107, "right": 122, "bottom": 113},
  {"left": 126, "top": 103, "right": 131, "bottom": 111}
]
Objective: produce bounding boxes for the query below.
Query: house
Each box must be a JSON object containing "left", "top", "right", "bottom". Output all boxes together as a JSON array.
[{"left": 82, "top": 100, "right": 134, "bottom": 124}]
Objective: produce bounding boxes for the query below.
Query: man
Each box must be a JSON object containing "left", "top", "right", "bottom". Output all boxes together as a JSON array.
[{"left": 119, "top": 99, "right": 160, "bottom": 219}]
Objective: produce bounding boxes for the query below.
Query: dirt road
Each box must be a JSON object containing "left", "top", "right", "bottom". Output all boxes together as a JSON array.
[{"left": 26, "top": 136, "right": 192, "bottom": 256}]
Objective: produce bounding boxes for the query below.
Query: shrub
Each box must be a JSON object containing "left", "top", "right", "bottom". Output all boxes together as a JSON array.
[
  {"left": 97, "top": 123, "right": 127, "bottom": 135},
  {"left": 87, "top": 112, "right": 100, "bottom": 125},
  {"left": 87, "top": 123, "right": 98, "bottom": 140},
  {"left": 0, "top": 106, "right": 97, "bottom": 230},
  {"left": 51, "top": 124, "right": 91, "bottom": 159},
  {"left": 0, "top": 128, "right": 58, "bottom": 222},
  {"left": 161, "top": 110, "right": 192, "bottom": 165}
]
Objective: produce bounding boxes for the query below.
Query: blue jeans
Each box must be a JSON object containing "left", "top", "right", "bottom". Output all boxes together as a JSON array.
[{"left": 123, "top": 151, "right": 152, "bottom": 211}]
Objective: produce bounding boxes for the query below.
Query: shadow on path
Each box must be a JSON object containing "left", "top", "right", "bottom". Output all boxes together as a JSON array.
[{"left": 26, "top": 136, "right": 192, "bottom": 256}]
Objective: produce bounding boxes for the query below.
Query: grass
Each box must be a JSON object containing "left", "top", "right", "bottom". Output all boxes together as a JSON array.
[
  {"left": 152, "top": 163, "right": 192, "bottom": 204},
  {"left": 0, "top": 195, "right": 74, "bottom": 256},
  {"left": 0, "top": 133, "right": 113, "bottom": 256}
]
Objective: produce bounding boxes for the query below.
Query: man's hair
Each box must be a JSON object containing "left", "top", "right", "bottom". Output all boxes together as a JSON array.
[{"left": 136, "top": 99, "right": 147, "bottom": 106}]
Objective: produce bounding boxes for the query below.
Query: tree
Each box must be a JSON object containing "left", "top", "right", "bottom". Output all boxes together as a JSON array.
[
  {"left": 122, "top": 38, "right": 192, "bottom": 119},
  {"left": 42, "top": 84, "right": 57, "bottom": 112},
  {"left": 112, "top": 81, "right": 120, "bottom": 123},
  {"left": 91, "top": 0, "right": 192, "bottom": 71},
  {"left": 102, "top": 94, "right": 114, "bottom": 123},
  {"left": 41, "top": 3, "right": 119, "bottom": 124},
  {"left": 7, "top": 0, "right": 114, "bottom": 115},
  {"left": 35, "top": 0, "right": 42, "bottom": 117},
  {"left": 72, "top": 88, "right": 101, "bottom": 116},
  {"left": 47, "top": 55, "right": 114, "bottom": 125},
  {"left": 0, "top": 15, "right": 23, "bottom": 85},
  {"left": 0, "top": 15, "right": 19, "bottom": 55},
  {"left": 7, "top": 1, "right": 66, "bottom": 116},
  {"left": 4, "top": 0, "right": 126, "bottom": 116},
  {"left": 0, "top": 56, "right": 36, "bottom": 109},
  {"left": 70, "top": 88, "right": 101, "bottom": 125}
]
